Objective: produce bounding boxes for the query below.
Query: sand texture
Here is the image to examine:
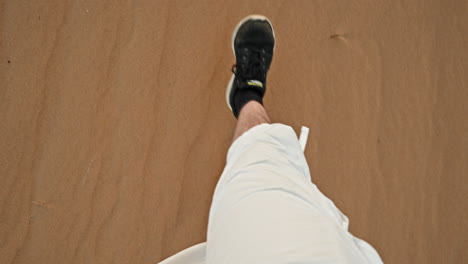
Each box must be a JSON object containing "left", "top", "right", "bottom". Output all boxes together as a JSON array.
[{"left": 1, "top": 0, "right": 467, "bottom": 263}]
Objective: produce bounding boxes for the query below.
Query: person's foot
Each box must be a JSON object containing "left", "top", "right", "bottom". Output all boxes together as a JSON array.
[{"left": 226, "top": 15, "right": 275, "bottom": 118}]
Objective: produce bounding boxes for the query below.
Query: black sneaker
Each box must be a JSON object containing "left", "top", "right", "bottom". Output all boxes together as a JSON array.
[{"left": 226, "top": 15, "right": 275, "bottom": 117}]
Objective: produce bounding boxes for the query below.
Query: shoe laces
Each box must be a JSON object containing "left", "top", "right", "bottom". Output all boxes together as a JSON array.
[{"left": 231, "top": 47, "right": 268, "bottom": 82}]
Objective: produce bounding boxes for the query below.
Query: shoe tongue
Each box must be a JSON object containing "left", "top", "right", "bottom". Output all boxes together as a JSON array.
[
  {"left": 246, "top": 80, "right": 264, "bottom": 88},
  {"left": 239, "top": 79, "right": 265, "bottom": 96}
]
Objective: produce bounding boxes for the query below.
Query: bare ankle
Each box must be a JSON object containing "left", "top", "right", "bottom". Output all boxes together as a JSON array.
[{"left": 232, "top": 101, "right": 270, "bottom": 141}]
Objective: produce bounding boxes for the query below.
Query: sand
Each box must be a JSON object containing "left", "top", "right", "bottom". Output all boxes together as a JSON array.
[{"left": 1, "top": 0, "right": 467, "bottom": 263}]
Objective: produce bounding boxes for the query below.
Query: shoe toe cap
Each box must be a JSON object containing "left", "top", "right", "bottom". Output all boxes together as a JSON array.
[{"left": 235, "top": 20, "right": 275, "bottom": 50}]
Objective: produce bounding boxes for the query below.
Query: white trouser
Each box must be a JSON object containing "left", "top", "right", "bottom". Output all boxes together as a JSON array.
[{"left": 160, "top": 123, "right": 383, "bottom": 264}]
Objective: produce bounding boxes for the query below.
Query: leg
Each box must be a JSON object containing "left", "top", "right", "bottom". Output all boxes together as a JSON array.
[
  {"left": 207, "top": 15, "right": 383, "bottom": 264},
  {"left": 232, "top": 101, "right": 270, "bottom": 142}
]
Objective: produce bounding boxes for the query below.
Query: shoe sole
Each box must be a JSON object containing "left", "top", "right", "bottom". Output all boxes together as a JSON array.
[{"left": 226, "top": 15, "right": 276, "bottom": 111}]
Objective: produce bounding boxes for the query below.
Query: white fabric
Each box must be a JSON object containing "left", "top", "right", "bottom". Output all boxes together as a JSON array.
[
  {"left": 159, "top": 123, "right": 383, "bottom": 264},
  {"left": 299, "top": 126, "right": 310, "bottom": 152}
]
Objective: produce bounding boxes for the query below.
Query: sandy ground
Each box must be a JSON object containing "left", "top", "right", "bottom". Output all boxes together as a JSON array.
[{"left": 1, "top": 0, "right": 467, "bottom": 263}]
